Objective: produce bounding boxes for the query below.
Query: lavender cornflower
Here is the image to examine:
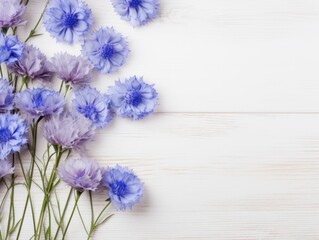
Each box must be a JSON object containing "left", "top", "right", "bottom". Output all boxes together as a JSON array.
[
  {"left": 57, "top": 158, "right": 102, "bottom": 191},
  {"left": 102, "top": 165, "right": 143, "bottom": 211},
  {"left": 82, "top": 27, "right": 129, "bottom": 74},
  {"left": 8, "top": 45, "right": 53, "bottom": 82},
  {"left": 43, "top": 0, "right": 93, "bottom": 44},
  {"left": 0, "top": 159, "right": 14, "bottom": 179},
  {"left": 108, "top": 76, "right": 157, "bottom": 120},
  {"left": 0, "top": 0, "right": 26, "bottom": 28},
  {"left": 15, "top": 88, "right": 65, "bottom": 120},
  {"left": 43, "top": 111, "right": 95, "bottom": 150},
  {"left": 0, "top": 33, "right": 24, "bottom": 63},
  {"left": 111, "top": 0, "right": 159, "bottom": 27},
  {"left": 0, "top": 78, "right": 14, "bottom": 111},
  {"left": 51, "top": 52, "right": 92, "bottom": 86},
  {"left": 0, "top": 113, "right": 27, "bottom": 160},
  {"left": 73, "top": 86, "right": 114, "bottom": 128}
]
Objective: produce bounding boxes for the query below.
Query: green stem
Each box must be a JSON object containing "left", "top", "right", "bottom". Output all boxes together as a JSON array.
[
  {"left": 62, "top": 191, "right": 82, "bottom": 240},
  {"left": 53, "top": 188, "right": 73, "bottom": 239},
  {"left": 15, "top": 121, "right": 40, "bottom": 240},
  {"left": 0, "top": 64, "right": 3, "bottom": 78},
  {"left": 4, "top": 157, "right": 14, "bottom": 240},
  {"left": 25, "top": 1, "right": 49, "bottom": 42},
  {"left": 58, "top": 81, "right": 64, "bottom": 93},
  {"left": 36, "top": 145, "right": 63, "bottom": 239},
  {"left": 87, "top": 199, "right": 111, "bottom": 240}
]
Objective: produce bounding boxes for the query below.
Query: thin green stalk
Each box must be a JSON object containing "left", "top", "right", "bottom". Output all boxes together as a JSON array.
[
  {"left": 87, "top": 199, "right": 111, "bottom": 240},
  {"left": 4, "top": 156, "right": 15, "bottom": 240},
  {"left": 53, "top": 188, "right": 73, "bottom": 239},
  {"left": 25, "top": 1, "right": 49, "bottom": 42},
  {"left": 61, "top": 191, "right": 82, "bottom": 240},
  {"left": 36, "top": 146, "right": 63, "bottom": 239},
  {"left": 58, "top": 81, "right": 64, "bottom": 93},
  {"left": 16, "top": 120, "right": 41, "bottom": 240}
]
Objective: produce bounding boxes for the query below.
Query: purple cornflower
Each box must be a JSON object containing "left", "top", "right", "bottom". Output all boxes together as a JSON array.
[
  {"left": 111, "top": 0, "right": 159, "bottom": 27},
  {"left": 108, "top": 76, "right": 157, "bottom": 120},
  {"left": 43, "top": 0, "right": 93, "bottom": 44},
  {"left": 73, "top": 86, "right": 114, "bottom": 128},
  {"left": 8, "top": 45, "right": 53, "bottom": 82},
  {"left": 0, "top": 78, "right": 14, "bottom": 111},
  {"left": 0, "top": 113, "right": 27, "bottom": 160},
  {"left": 51, "top": 52, "right": 92, "bottom": 86},
  {"left": 82, "top": 27, "right": 129, "bottom": 74},
  {"left": 102, "top": 165, "right": 143, "bottom": 211},
  {"left": 57, "top": 158, "right": 102, "bottom": 191},
  {"left": 43, "top": 111, "right": 95, "bottom": 150},
  {"left": 15, "top": 88, "right": 65, "bottom": 120},
  {"left": 0, "top": 33, "right": 24, "bottom": 63},
  {"left": 0, "top": 0, "right": 26, "bottom": 28},
  {"left": 0, "top": 159, "right": 14, "bottom": 179}
]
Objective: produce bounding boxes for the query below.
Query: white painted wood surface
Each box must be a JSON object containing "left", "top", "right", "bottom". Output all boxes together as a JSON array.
[{"left": 8, "top": 0, "right": 319, "bottom": 239}]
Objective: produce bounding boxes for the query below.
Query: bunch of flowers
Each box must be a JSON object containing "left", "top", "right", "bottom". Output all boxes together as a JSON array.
[{"left": 0, "top": 0, "right": 159, "bottom": 239}]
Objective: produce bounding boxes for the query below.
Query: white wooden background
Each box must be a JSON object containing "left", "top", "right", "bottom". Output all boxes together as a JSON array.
[{"left": 13, "top": 0, "right": 319, "bottom": 239}]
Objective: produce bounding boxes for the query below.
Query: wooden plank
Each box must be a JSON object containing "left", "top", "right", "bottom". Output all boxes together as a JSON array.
[
  {"left": 20, "top": 0, "right": 319, "bottom": 112},
  {"left": 79, "top": 113, "right": 319, "bottom": 239},
  {"left": 5, "top": 113, "right": 319, "bottom": 239}
]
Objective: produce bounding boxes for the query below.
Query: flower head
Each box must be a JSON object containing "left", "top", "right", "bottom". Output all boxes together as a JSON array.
[
  {"left": 0, "top": 78, "right": 14, "bottom": 111},
  {"left": 108, "top": 76, "right": 157, "bottom": 120},
  {"left": 43, "top": 0, "right": 93, "bottom": 43},
  {"left": 111, "top": 0, "right": 159, "bottom": 27},
  {"left": 0, "top": 159, "right": 14, "bottom": 179},
  {"left": 57, "top": 158, "right": 102, "bottom": 191},
  {"left": 73, "top": 86, "right": 114, "bottom": 128},
  {"left": 0, "top": 33, "right": 24, "bottom": 63},
  {"left": 43, "top": 111, "right": 95, "bottom": 150},
  {"left": 0, "top": 0, "right": 26, "bottom": 28},
  {"left": 16, "top": 88, "right": 65, "bottom": 120},
  {"left": 102, "top": 165, "right": 143, "bottom": 211},
  {"left": 82, "top": 27, "right": 129, "bottom": 74},
  {"left": 0, "top": 113, "right": 27, "bottom": 160},
  {"left": 51, "top": 52, "right": 92, "bottom": 86},
  {"left": 8, "top": 45, "right": 53, "bottom": 82}
]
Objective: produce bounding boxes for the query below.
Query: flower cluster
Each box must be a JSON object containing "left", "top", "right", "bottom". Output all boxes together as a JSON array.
[{"left": 0, "top": 0, "right": 160, "bottom": 238}]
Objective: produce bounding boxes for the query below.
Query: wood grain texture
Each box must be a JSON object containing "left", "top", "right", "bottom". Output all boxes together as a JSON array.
[
  {"left": 6, "top": 0, "right": 319, "bottom": 239},
  {"left": 83, "top": 113, "right": 319, "bottom": 239},
  {"left": 23, "top": 0, "right": 319, "bottom": 112}
]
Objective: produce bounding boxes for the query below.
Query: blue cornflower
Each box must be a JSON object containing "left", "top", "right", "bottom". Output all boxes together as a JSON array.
[
  {"left": 111, "top": 0, "right": 159, "bottom": 27},
  {"left": 73, "top": 86, "right": 114, "bottom": 128},
  {"left": 57, "top": 158, "right": 102, "bottom": 192},
  {"left": 108, "top": 76, "right": 158, "bottom": 120},
  {"left": 0, "top": 113, "right": 27, "bottom": 160},
  {"left": 0, "top": 78, "right": 14, "bottom": 111},
  {"left": 15, "top": 88, "right": 65, "bottom": 120},
  {"left": 43, "top": 0, "right": 93, "bottom": 44},
  {"left": 82, "top": 27, "right": 129, "bottom": 74},
  {"left": 102, "top": 165, "right": 143, "bottom": 211},
  {"left": 0, "top": 32, "right": 24, "bottom": 63}
]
